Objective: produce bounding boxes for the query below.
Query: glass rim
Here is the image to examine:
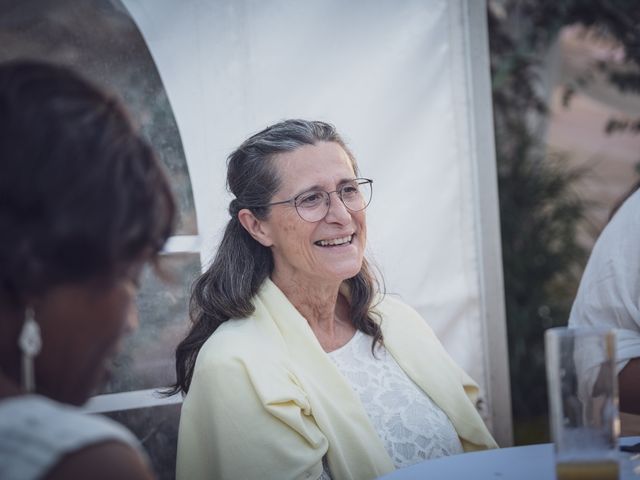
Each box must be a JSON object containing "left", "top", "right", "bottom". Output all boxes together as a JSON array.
[
  {"left": 545, "top": 326, "right": 615, "bottom": 338},
  {"left": 242, "top": 177, "right": 373, "bottom": 222},
  {"left": 295, "top": 180, "right": 372, "bottom": 222}
]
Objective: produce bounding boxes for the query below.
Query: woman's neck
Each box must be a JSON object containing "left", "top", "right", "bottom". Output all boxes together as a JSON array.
[
  {"left": 0, "top": 370, "right": 22, "bottom": 400},
  {"left": 270, "top": 273, "right": 355, "bottom": 352}
]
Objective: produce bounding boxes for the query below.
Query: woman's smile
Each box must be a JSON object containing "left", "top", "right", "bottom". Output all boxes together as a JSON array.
[{"left": 314, "top": 234, "right": 354, "bottom": 247}]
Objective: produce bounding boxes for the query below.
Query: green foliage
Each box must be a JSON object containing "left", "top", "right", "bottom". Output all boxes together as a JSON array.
[
  {"left": 488, "top": 0, "right": 640, "bottom": 441},
  {"left": 499, "top": 150, "right": 588, "bottom": 421}
]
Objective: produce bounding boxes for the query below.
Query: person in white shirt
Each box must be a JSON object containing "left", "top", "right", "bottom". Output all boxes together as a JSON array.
[{"left": 568, "top": 187, "right": 640, "bottom": 415}]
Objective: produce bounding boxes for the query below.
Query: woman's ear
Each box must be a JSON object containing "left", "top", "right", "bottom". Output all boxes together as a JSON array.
[{"left": 237, "top": 209, "right": 273, "bottom": 247}]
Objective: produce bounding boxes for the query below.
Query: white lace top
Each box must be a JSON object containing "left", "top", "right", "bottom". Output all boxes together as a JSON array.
[{"left": 321, "top": 330, "right": 463, "bottom": 478}]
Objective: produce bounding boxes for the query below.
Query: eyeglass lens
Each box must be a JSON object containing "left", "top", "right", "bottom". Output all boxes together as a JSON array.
[{"left": 294, "top": 179, "right": 372, "bottom": 222}]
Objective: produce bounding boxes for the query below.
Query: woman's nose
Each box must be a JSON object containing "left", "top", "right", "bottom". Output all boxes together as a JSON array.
[
  {"left": 324, "top": 191, "right": 351, "bottom": 223},
  {"left": 121, "top": 280, "right": 140, "bottom": 335},
  {"left": 124, "top": 304, "right": 139, "bottom": 335}
]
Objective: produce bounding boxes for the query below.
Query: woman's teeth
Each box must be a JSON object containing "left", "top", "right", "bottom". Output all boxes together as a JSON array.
[{"left": 316, "top": 235, "right": 353, "bottom": 247}]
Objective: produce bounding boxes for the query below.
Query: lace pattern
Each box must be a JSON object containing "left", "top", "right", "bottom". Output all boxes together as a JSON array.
[{"left": 321, "top": 330, "right": 463, "bottom": 478}]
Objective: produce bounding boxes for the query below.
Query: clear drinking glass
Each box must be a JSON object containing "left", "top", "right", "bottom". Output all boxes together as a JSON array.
[{"left": 545, "top": 327, "right": 620, "bottom": 480}]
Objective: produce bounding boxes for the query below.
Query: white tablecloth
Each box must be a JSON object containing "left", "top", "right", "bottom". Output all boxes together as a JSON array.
[{"left": 378, "top": 437, "right": 640, "bottom": 480}]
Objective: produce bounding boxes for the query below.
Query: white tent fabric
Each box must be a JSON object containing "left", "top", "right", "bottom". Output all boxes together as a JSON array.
[{"left": 123, "top": 0, "right": 511, "bottom": 444}]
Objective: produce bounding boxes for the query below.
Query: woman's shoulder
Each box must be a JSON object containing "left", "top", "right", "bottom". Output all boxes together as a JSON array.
[
  {"left": 0, "top": 394, "right": 140, "bottom": 444},
  {"left": 186, "top": 314, "right": 307, "bottom": 411},
  {"left": 0, "top": 394, "right": 146, "bottom": 480},
  {"left": 373, "top": 293, "right": 441, "bottom": 343},
  {"left": 45, "top": 440, "right": 153, "bottom": 480},
  {"left": 195, "top": 313, "right": 288, "bottom": 374},
  {"left": 375, "top": 293, "right": 431, "bottom": 323},
  {"left": 375, "top": 292, "right": 416, "bottom": 312}
]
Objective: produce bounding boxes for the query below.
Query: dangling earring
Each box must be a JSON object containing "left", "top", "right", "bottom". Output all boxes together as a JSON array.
[{"left": 18, "top": 307, "right": 42, "bottom": 393}]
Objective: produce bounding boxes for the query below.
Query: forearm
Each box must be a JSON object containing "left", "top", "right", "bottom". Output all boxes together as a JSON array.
[{"left": 619, "top": 358, "right": 640, "bottom": 414}]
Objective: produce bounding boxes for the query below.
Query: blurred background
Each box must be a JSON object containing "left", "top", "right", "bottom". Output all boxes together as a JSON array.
[{"left": 488, "top": 0, "right": 640, "bottom": 444}]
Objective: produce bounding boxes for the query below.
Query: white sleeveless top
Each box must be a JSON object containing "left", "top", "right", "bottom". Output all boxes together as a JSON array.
[
  {"left": 321, "top": 330, "right": 463, "bottom": 478},
  {"left": 0, "top": 395, "right": 143, "bottom": 480}
]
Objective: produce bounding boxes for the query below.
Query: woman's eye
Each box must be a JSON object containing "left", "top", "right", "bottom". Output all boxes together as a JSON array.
[
  {"left": 341, "top": 185, "right": 358, "bottom": 197},
  {"left": 297, "top": 192, "right": 323, "bottom": 207}
]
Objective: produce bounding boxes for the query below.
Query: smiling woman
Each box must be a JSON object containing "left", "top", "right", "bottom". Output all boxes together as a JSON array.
[{"left": 170, "top": 119, "right": 497, "bottom": 480}]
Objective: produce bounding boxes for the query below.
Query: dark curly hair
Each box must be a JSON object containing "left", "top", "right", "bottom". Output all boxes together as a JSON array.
[{"left": 0, "top": 60, "right": 176, "bottom": 303}]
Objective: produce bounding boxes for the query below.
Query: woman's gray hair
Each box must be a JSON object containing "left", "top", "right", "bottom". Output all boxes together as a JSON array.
[
  {"left": 227, "top": 119, "right": 359, "bottom": 217},
  {"left": 168, "top": 119, "right": 382, "bottom": 395}
]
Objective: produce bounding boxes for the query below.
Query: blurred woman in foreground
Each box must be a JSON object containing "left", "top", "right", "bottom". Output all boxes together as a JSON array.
[{"left": 0, "top": 61, "right": 175, "bottom": 480}]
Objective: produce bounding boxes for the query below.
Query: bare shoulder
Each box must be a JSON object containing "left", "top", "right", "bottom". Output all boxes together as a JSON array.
[{"left": 44, "top": 440, "right": 154, "bottom": 480}]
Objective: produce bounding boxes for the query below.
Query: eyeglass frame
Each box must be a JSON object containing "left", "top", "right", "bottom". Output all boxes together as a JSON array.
[{"left": 246, "top": 177, "right": 373, "bottom": 223}]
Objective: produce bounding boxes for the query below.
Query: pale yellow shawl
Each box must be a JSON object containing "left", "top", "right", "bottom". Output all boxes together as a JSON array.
[{"left": 176, "top": 279, "right": 497, "bottom": 480}]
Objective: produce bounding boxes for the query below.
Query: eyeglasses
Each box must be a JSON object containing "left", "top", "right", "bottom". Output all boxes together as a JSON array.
[{"left": 254, "top": 178, "right": 373, "bottom": 223}]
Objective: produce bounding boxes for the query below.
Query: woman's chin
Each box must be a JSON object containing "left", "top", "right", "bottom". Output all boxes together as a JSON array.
[
  {"left": 330, "top": 262, "right": 364, "bottom": 282},
  {"left": 74, "top": 365, "right": 112, "bottom": 406}
]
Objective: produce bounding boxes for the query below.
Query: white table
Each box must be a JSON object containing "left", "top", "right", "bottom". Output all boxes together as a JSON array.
[{"left": 378, "top": 438, "right": 640, "bottom": 479}]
